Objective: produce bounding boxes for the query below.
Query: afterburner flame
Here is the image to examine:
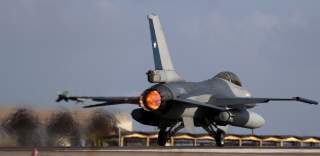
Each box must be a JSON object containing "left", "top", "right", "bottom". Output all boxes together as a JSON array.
[{"left": 145, "top": 90, "right": 161, "bottom": 111}]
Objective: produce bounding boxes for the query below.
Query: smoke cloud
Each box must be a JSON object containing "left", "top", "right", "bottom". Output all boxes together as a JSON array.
[
  {"left": 85, "top": 109, "right": 118, "bottom": 147},
  {"left": 0, "top": 107, "right": 118, "bottom": 147},
  {"left": 46, "top": 110, "right": 80, "bottom": 146},
  {"left": 1, "top": 108, "right": 41, "bottom": 146}
]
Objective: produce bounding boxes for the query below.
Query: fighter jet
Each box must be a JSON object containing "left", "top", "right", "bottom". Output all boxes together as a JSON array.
[{"left": 56, "top": 14, "right": 318, "bottom": 147}]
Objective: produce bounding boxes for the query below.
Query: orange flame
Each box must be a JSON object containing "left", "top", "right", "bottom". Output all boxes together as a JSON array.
[{"left": 145, "top": 90, "right": 161, "bottom": 111}]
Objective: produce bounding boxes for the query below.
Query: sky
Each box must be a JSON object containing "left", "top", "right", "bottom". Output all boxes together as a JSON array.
[{"left": 0, "top": 0, "right": 319, "bottom": 136}]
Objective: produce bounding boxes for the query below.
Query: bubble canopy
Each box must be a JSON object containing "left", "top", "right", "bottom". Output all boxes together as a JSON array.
[{"left": 214, "top": 71, "right": 242, "bottom": 86}]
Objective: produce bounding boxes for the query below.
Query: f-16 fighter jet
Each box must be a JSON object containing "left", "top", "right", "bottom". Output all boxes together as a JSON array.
[{"left": 56, "top": 14, "right": 318, "bottom": 147}]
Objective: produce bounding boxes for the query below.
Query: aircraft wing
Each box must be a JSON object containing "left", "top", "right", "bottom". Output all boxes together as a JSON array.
[
  {"left": 212, "top": 96, "right": 318, "bottom": 106},
  {"left": 56, "top": 91, "right": 140, "bottom": 108},
  {"left": 172, "top": 98, "right": 226, "bottom": 111},
  {"left": 172, "top": 96, "right": 317, "bottom": 112}
]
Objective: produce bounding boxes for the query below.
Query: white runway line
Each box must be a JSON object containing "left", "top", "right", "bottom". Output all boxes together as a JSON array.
[{"left": 58, "top": 148, "right": 320, "bottom": 154}]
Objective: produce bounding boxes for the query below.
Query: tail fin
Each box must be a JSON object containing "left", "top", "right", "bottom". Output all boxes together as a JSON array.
[{"left": 147, "top": 14, "right": 183, "bottom": 83}]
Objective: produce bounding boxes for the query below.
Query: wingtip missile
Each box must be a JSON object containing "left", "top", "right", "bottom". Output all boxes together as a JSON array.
[
  {"left": 295, "top": 97, "right": 318, "bottom": 105},
  {"left": 56, "top": 91, "right": 69, "bottom": 102}
]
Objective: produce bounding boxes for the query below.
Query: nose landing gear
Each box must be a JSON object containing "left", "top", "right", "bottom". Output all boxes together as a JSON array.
[{"left": 203, "top": 123, "right": 226, "bottom": 147}]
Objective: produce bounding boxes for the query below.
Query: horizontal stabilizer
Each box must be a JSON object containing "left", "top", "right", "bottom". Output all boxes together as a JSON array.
[
  {"left": 83, "top": 102, "right": 129, "bottom": 108},
  {"left": 56, "top": 91, "right": 140, "bottom": 108}
]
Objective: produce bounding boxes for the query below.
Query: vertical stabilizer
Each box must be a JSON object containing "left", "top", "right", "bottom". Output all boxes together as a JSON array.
[{"left": 147, "top": 14, "right": 183, "bottom": 83}]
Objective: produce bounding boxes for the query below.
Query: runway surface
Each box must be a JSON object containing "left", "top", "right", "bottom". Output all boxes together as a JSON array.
[{"left": 1, "top": 148, "right": 320, "bottom": 156}]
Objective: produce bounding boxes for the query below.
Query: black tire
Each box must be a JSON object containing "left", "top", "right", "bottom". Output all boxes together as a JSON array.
[
  {"left": 215, "top": 129, "right": 225, "bottom": 147},
  {"left": 157, "top": 129, "right": 168, "bottom": 146}
]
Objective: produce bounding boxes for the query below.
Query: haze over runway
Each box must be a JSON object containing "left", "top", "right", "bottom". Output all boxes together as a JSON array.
[{"left": 0, "top": 0, "right": 319, "bottom": 136}]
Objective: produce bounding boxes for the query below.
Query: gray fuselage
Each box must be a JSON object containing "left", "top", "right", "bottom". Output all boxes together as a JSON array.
[{"left": 138, "top": 77, "right": 265, "bottom": 129}]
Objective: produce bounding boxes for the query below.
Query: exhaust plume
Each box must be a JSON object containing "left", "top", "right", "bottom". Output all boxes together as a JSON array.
[
  {"left": 46, "top": 110, "right": 80, "bottom": 147},
  {"left": 1, "top": 108, "right": 41, "bottom": 146}
]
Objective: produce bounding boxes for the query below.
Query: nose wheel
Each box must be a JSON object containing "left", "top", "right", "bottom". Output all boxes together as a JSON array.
[{"left": 203, "top": 123, "right": 226, "bottom": 147}]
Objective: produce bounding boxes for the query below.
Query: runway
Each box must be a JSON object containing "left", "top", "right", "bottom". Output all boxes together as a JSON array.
[{"left": 1, "top": 148, "right": 320, "bottom": 156}]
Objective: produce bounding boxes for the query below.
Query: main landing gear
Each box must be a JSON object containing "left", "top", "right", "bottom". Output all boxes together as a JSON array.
[
  {"left": 215, "top": 129, "right": 225, "bottom": 147},
  {"left": 157, "top": 122, "right": 184, "bottom": 146},
  {"left": 203, "top": 123, "right": 226, "bottom": 147}
]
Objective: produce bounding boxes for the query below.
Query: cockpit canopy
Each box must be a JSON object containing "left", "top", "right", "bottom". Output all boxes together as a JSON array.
[{"left": 214, "top": 71, "right": 242, "bottom": 86}]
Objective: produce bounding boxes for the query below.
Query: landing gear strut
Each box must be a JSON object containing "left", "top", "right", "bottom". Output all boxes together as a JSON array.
[
  {"left": 215, "top": 129, "right": 225, "bottom": 147},
  {"left": 157, "top": 122, "right": 184, "bottom": 146},
  {"left": 157, "top": 128, "right": 168, "bottom": 146},
  {"left": 203, "top": 123, "right": 226, "bottom": 147}
]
